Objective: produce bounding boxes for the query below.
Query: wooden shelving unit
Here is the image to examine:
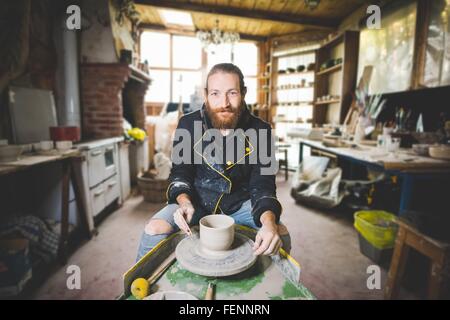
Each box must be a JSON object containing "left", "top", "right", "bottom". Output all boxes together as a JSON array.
[
  {"left": 313, "top": 31, "right": 360, "bottom": 126},
  {"left": 276, "top": 86, "right": 314, "bottom": 90},
  {"left": 266, "top": 45, "right": 317, "bottom": 143},
  {"left": 277, "top": 70, "right": 315, "bottom": 76},
  {"left": 276, "top": 101, "right": 313, "bottom": 106},
  {"left": 314, "top": 99, "right": 341, "bottom": 105},
  {"left": 316, "top": 63, "right": 343, "bottom": 76},
  {"left": 254, "top": 41, "right": 272, "bottom": 123}
]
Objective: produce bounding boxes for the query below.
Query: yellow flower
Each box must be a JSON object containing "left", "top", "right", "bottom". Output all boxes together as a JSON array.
[{"left": 127, "top": 128, "right": 146, "bottom": 141}]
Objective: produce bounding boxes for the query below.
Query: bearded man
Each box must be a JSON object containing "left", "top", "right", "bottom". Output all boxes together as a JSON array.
[{"left": 136, "top": 63, "right": 290, "bottom": 261}]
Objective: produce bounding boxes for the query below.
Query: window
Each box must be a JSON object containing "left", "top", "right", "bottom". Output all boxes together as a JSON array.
[
  {"left": 141, "top": 32, "right": 258, "bottom": 104},
  {"left": 424, "top": 0, "right": 450, "bottom": 87},
  {"left": 172, "top": 71, "right": 202, "bottom": 102},
  {"left": 233, "top": 42, "right": 258, "bottom": 76},
  {"left": 207, "top": 42, "right": 258, "bottom": 104},
  {"left": 140, "top": 32, "right": 170, "bottom": 68},
  {"left": 159, "top": 10, "right": 194, "bottom": 27},
  {"left": 141, "top": 31, "right": 203, "bottom": 103},
  {"left": 173, "top": 36, "right": 202, "bottom": 69},
  {"left": 357, "top": 1, "right": 417, "bottom": 94},
  {"left": 145, "top": 70, "right": 170, "bottom": 103}
]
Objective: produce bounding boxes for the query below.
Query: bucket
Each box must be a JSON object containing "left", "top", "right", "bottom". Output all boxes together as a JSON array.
[{"left": 137, "top": 172, "right": 169, "bottom": 203}]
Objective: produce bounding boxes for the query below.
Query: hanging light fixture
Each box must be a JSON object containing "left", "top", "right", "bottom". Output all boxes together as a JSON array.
[
  {"left": 304, "top": 0, "right": 321, "bottom": 10},
  {"left": 196, "top": 19, "right": 240, "bottom": 50}
]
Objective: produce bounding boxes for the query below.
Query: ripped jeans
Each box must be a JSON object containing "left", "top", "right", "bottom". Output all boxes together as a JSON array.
[{"left": 136, "top": 199, "right": 291, "bottom": 261}]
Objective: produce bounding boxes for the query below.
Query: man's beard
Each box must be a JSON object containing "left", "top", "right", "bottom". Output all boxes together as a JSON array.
[{"left": 205, "top": 101, "right": 245, "bottom": 130}]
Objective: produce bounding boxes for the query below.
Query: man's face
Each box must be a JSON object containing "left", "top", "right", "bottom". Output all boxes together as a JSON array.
[{"left": 204, "top": 72, "right": 246, "bottom": 129}]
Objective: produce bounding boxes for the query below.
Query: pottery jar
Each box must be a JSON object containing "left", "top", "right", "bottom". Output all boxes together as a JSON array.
[{"left": 199, "top": 215, "right": 235, "bottom": 252}]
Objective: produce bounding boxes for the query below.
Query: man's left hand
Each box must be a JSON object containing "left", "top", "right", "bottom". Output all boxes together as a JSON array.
[{"left": 253, "top": 211, "right": 282, "bottom": 256}]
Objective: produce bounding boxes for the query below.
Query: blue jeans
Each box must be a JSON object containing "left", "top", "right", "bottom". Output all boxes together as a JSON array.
[{"left": 136, "top": 200, "right": 291, "bottom": 261}]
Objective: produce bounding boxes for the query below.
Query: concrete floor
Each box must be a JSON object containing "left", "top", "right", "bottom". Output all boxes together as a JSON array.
[{"left": 30, "top": 174, "right": 412, "bottom": 300}]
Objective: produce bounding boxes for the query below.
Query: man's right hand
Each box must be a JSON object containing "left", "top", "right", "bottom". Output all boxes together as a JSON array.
[{"left": 174, "top": 194, "right": 195, "bottom": 234}]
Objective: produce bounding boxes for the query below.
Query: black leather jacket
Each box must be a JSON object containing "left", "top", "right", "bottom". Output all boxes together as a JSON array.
[{"left": 166, "top": 104, "right": 282, "bottom": 227}]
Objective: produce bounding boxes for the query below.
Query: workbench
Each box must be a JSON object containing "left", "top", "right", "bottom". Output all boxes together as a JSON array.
[
  {"left": 0, "top": 150, "right": 93, "bottom": 263},
  {"left": 298, "top": 138, "right": 450, "bottom": 215}
]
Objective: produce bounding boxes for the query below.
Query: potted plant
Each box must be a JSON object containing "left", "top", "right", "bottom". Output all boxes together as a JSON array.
[{"left": 124, "top": 127, "right": 149, "bottom": 185}]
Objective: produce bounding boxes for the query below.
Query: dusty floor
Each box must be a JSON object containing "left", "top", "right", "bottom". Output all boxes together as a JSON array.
[{"left": 30, "top": 174, "right": 414, "bottom": 300}]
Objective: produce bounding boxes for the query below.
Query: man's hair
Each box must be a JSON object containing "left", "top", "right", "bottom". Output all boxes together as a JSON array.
[{"left": 205, "top": 63, "right": 246, "bottom": 94}]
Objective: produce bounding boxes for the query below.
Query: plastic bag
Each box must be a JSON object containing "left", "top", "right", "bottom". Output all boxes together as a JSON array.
[
  {"left": 153, "top": 152, "right": 172, "bottom": 180},
  {"left": 291, "top": 156, "right": 330, "bottom": 189},
  {"left": 153, "top": 111, "right": 179, "bottom": 158},
  {"left": 291, "top": 156, "right": 345, "bottom": 209}
]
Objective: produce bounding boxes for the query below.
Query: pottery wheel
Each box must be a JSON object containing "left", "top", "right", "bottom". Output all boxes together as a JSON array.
[{"left": 175, "top": 233, "right": 257, "bottom": 277}]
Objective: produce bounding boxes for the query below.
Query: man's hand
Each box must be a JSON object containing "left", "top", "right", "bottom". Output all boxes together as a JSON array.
[
  {"left": 174, "top": 194, "right": 195, "bottom": 235},
  {"left": 253, "top": 211, "right": 282, "bottom": 256}
]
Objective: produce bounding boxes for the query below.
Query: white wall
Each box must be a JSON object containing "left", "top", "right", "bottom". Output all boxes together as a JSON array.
[{"left": 80, "top": 0, "right": 118, "bottom": 63}]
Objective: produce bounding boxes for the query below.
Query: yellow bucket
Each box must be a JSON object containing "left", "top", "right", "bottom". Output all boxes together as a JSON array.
[{"left": 354, "top": 210, "right": 398, "bottom": 249}]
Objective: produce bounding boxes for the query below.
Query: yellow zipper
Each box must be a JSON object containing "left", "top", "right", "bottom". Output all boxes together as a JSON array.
[{"left": 213, "top": 193, "right": 225, "bottom": 214}]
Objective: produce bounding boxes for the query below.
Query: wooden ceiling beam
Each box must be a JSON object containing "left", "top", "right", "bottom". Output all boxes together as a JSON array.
[
  {"left": 135, "top": 0, "right": 338, "bottom": 29},
  {"left": 139, "top": 23, "right": 268, "bottom": 42}
]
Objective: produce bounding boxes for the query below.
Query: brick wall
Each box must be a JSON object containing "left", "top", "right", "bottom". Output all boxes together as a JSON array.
[
  {"left": 123, "top": 81, "right": 149, "bottom": 129},
  {"left": 80, "top": 63, "right": 130, "bottom": 139}
]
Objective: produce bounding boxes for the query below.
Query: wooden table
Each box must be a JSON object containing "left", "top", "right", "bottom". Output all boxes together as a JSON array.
[
  {"left": 0, "top": 150, "right": 93, "bottom": 264},
  {"left": 298, "top": 138, "right": 450, "bottom": 214}
]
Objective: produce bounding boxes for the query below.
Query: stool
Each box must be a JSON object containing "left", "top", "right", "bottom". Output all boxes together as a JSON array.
[
  {"left": 276, "top": 143, "right": 290, "bottom": 181},
  {"left": 385, "top": 218, "right": 450, "bottom": 299},
  {"left": 279, "top": 148, "right": 289, "bottom": 181}
]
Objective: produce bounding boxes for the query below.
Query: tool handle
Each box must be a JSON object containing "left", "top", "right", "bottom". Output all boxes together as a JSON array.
[
  {"left": 147, "top": 253, "right": 176, "bottom": 285},
  {"left": 180, "top": 214, "right": 192, "bottom": 236},
  {"left": 205, "top": 282, "right": 215, "bottom": 300}
]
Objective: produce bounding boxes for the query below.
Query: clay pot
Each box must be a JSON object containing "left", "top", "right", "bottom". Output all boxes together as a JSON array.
[
  {"left": 199, "top": 215, "right": 235, "bottom": 252},
  {"left": 296, "top": 65, "right": 306, "bottom": 72}
]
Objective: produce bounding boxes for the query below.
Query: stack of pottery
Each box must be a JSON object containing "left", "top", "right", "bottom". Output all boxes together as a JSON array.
[{"left": 0, "top": 140, "right": 23, "bottom": 162}]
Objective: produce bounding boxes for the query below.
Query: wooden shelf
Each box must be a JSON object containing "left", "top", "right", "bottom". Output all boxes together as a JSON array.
[
  {"left": 277, "top": 71, "right": 315, "bottom": 76},
  {"left": 276, "top": 86, "right": 314, "bottom": 90},
  {"left": 314, "top": 99, "right": 341, "bottom": 105},
  {"left": 316, "top": 64, "right": 342, "bottom": 76},
  {"left": 129, "top": 64, "right": 152, "bottom": 83},
  {"left": 276, "top": 101, "right": 313, "bottom": 106},
  {"left": 321, "top": 32, "right": 345, "bottom": 50},
  {"left": 275, "top": 120, "right": 305, "bottom": 124}
]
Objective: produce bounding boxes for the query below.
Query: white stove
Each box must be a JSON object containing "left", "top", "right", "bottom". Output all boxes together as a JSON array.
[{"left": 75, "top": 137, "right": 127, "bottom": 226}]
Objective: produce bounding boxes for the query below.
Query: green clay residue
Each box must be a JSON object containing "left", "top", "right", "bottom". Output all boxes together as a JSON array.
[
  {"left": 269, "top": 280, "right": 315, "bottom": 300},
  {"left": 165, "top": 261, "right": 264, "bottom": 298}
]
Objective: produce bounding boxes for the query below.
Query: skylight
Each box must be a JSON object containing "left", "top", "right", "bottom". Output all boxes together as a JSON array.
[{"left": 159, "top": 9, "right": 193, "bottom": 26}]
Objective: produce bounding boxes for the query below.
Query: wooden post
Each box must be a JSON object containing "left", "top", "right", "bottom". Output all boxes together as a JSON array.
[
  {"left": 411, "top": 0, "right": 432, "bottom": 89},
  {"left": 70, "top": 156, "right": 96, "bottom": 238},
  {"left": 59, "top": 159, "right": 71, "bottom": 264},
  {"left": 385, "top": 226, "right": 410, "bottom": 299}
]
